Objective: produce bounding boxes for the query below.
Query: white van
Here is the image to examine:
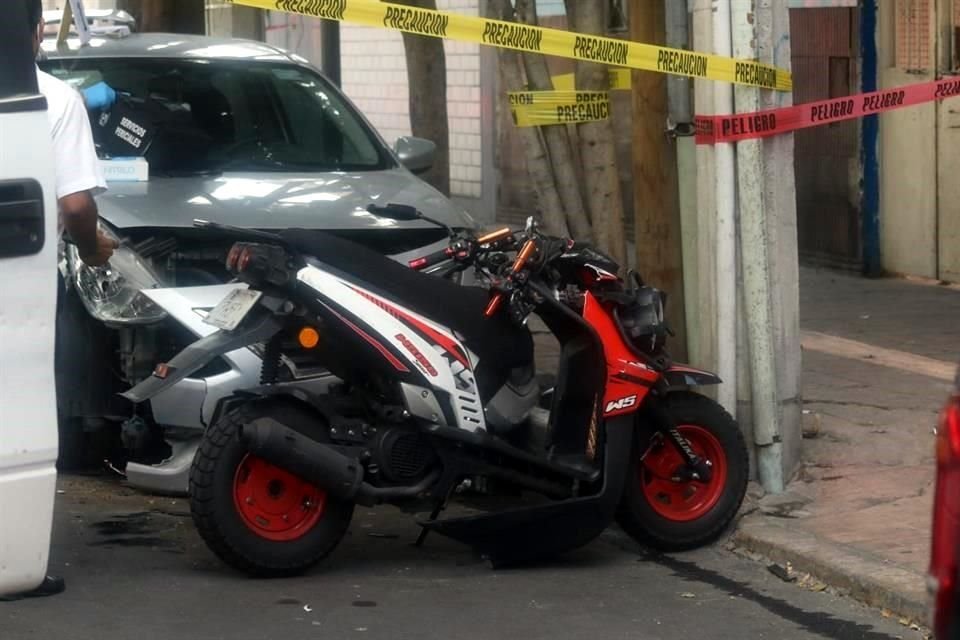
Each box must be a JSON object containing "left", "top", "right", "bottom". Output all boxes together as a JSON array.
[{"left": 0, "top": 0, "right": 60, "bottom": 596}]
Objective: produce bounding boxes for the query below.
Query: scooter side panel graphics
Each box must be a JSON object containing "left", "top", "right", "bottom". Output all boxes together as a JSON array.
[
  {"left": 316, "top": 301, "right": 410, "bottom": 373},
  {"left": 297, "top": 265, "right": 486, "bottom": 432},
  {"left": 346, "top": 285, "right": 471, "bottom": 369}
]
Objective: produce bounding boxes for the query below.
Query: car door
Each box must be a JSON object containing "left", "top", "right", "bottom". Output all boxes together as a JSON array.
[{"left": 0, "top": 0, "right": 60, "bottom": 596}]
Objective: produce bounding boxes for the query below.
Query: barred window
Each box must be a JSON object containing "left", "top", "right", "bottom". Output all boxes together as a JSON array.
[{"left": 895, "top": 0, "right": 933, "bottom": 73}]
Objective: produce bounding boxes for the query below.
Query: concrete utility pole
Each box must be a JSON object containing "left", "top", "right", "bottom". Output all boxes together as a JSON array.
[
  {"left": 630, "top": 0, "right": 687, "bottom": 362},
  {"left": 711, "top": 0, "right": 738, "bottom": 417},
  {"left": 731, "top": 0, "right": 784, "bottom": 493},
  {"left": 666, "top": 0, "right": 700, "bottom": 366},
  {"left": 690, "top": 0, "right": 718, "bottom": 392},
  {"left": 754, "top": 0, "right": 803, "bottom": 489},
  {"left": 690, "top": 0, "right": 802, "bottom": 492}
]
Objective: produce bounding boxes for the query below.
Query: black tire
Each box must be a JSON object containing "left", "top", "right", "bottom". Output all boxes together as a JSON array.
[
  {"left": 189, "top": 399, "right": 354, "bottom": 577},
  {"left": 616, "top": 391, "right": 749, "bottom": 551}
]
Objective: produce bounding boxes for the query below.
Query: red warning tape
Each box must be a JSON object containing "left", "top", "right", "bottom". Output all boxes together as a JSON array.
[{"left": 695, "top": 76, "right": 960, "bottom": 145}]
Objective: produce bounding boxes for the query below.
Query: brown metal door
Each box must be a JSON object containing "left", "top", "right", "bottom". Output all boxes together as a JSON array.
[{"left": 791, "top": 7, "right": 862, "bottom": 268}]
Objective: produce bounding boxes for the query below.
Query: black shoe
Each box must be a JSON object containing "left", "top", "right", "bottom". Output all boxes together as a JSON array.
[{"left": 0, "top": 575, "right": 65, "bottom": 602}]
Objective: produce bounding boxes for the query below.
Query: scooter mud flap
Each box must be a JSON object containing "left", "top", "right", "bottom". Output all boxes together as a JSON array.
[
  {"left": 121, "top": 309, "right": 281, "bottom": 404},
  {"left": 423, "top": 415, "right": 633, "bottom": 567}
]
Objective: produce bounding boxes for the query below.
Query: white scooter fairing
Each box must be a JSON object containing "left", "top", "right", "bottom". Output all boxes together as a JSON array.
[{"left": 124, "top": 284, "right": 336, "bottom": 494}]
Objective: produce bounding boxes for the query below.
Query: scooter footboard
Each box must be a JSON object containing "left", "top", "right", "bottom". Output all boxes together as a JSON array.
[
  {"left": 422, "top": 416, "right": 633, "bottom": 566},
  {"left": 122, "top": 310, "right": 281, "bottom": 404}
]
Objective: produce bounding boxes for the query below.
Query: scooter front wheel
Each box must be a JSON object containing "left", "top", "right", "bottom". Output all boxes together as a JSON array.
[
  {"left": 189, "top": 399, "right": 354, "bottom": 577},
  {"left": 616, "top": 391, "right": 748, "bottom": 551}
]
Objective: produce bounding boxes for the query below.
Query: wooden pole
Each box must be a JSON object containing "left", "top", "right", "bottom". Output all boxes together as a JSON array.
[
  {"left": 56, "top": 1, "right": 74, "bottom": 45},
  {"left": 630, "top": 0, "right": 687, "bottom": 361}
]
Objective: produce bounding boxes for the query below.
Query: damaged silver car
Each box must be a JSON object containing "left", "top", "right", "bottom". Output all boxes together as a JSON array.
[{"left": 41, "top": 30, "right": 476, "bottom": 493}]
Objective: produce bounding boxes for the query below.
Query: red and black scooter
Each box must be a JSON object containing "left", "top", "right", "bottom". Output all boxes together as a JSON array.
[{"left": 124, "top": 207, "right": 748, "bottom": 576}]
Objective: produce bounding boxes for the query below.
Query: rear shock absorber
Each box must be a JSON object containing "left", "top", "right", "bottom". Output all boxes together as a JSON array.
[{"left": 259, "top": 333, "right": 283, "bottom": 384}]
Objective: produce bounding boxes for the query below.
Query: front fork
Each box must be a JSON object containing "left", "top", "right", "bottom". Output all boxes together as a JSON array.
[{"left": 643, "top": 401, "right": 714, "bottom": 483}]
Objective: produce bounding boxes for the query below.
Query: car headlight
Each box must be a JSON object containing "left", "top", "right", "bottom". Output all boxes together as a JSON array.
[{"left": 67, "top": 228, "right": 168, "bottom": 325}]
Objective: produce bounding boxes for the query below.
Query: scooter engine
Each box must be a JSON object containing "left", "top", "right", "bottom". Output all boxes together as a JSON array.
[{"left": 375, "top": 428, "right": 438, "bottom": 483}]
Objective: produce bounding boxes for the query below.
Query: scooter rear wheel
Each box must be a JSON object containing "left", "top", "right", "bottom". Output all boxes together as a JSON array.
[
  {"left": 616, "top": 391, "right": 748, "bottom": 551},
  {"left": 190, "top": 399, "right": 354, "bottom": 577}
]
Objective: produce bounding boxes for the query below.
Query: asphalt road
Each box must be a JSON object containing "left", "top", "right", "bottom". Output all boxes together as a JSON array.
[{"left": 3, "top": 476, "right": 922, "bottom": 640}]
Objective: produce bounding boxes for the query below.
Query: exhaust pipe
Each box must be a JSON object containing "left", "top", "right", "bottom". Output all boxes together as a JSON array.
[
  {"left": 239, "top": 419, "right": 438, "bottom": 506},
  {"left": 239, "top": 418, "right": 363, "bottom": 501}
]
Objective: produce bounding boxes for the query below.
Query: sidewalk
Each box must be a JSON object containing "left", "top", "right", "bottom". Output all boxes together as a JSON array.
[{"left": 735, "top": 267, "right": 960, "bottom": 623}]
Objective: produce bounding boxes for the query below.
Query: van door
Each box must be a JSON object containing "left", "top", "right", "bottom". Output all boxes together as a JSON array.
[{"left": 0, "top": 0, "right": 61, "bottom": 596}]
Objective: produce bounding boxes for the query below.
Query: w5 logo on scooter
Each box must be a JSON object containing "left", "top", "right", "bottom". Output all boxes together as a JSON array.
[{"left": 604, "top": 395, "right": 637, "bottom": 413}]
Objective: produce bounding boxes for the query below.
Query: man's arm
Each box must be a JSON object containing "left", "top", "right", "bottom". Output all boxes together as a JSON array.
[
  {"left": 45, "top": 73, "right": 115, "bottom": 266},
  {"left": 59, "top": 191, "right": 113, "bottom": 266}
]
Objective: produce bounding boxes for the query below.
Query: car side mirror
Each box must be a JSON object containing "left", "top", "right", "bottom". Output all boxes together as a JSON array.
[{"left": 394, "top": 136, "right": 436, "bottom": 175}]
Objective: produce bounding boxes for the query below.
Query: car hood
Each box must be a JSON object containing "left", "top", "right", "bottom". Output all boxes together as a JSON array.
[{"left": 96, "top": 170, "right": 475, "bottom": 232}]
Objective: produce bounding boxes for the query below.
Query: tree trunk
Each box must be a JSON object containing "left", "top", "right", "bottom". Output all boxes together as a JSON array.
[
  {"left": 391, "top": 0, "right": 450, "bottom": 196},
  {"left": 514, "top": 0, "right": 593, "bottom": 243},
  {"left": 630, "top": 0, "right": 687, "bottom": 360},
  {"left": 568, "top": 0, "right": 627, "bottom": 268},
  {"left": 117, "top": 0, "right": 205, "bottom": 34},
  {"left": 489, "top": 0, "right": 569, "bottom": 236}
]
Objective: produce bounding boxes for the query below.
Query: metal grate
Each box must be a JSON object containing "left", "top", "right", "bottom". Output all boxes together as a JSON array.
[{"left": 895, "top": 0, "right": 933, "bottom": 73}]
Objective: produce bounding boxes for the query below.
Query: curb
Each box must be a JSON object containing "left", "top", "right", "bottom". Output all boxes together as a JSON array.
[{"left": 733, "top": 514, "right": 929, "bottom": 624}]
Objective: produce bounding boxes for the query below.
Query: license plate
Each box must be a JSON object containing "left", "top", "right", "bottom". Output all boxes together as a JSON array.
[{"left": 203, "top": 288, "right": 262, "bottom": 331}]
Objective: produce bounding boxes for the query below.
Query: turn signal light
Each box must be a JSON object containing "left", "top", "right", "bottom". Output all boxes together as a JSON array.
[
  {"left": 298, "top": 327, "right": 320, "bottom": 349},
  {"left": 226, "top": 244, "right": 242, "bottom": 271},
  {"left": 225, "top": 241, "right": 294, "bottom": 288},
  {"left": 237, "top": 247, "right": 253, "bottom": 272},
  {"left": 226, "top": 243, "right": 257, "bottom": 273}
]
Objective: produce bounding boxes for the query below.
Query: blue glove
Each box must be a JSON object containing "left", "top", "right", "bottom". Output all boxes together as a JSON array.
[{"left": 82, "top": 82, "right": 117, "bottom": 111}]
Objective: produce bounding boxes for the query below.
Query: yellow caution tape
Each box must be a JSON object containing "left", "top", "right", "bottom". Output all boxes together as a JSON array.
[
  {"left": 234, "top": 0, "right": 792, "bottom": 91},
  {"left": 551, "top": 68, "right": 631, "bottom": 92},
  {"left": 509, "top": 91, "right": 610, "bottom": 127}
]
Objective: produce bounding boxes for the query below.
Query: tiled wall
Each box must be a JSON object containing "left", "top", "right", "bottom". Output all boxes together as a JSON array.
[
  {"left": 536, "top": 0, "right": 567, "bottom": 16},
  {"left": 337, "top": 0, "right": 483, "bottom": 199}
]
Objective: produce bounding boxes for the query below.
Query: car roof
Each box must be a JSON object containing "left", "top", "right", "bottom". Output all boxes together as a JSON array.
[{"left": 40, "top": 32, "right": 306, "bottom": 65}]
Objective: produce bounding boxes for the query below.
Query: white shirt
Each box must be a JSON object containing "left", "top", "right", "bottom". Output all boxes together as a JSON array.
[{"left": 37, "top": 69, "right": 107, "bottom": 201}]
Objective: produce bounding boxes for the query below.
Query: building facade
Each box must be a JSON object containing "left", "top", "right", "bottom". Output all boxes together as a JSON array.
[
  {"left": 790, "top": 0, "right": 959, "bottom": 281},
  {"left": 876, "top": 0, "right": 960, "bottom": 282}
]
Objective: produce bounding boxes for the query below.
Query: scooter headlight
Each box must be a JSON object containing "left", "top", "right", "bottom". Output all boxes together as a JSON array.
[{"left": 67, "top": 228, "right": 167, "bottom": 325}]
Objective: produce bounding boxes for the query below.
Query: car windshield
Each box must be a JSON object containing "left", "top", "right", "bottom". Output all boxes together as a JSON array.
[{"left": 38, "top": 58, "right": 392, "bottom": 176}]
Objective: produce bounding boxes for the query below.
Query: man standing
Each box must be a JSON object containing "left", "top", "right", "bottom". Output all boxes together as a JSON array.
[
  {"left": 30, "top": 0, "right": 115, "bottom": 267},
  {"left": 10, "top": 0, "right": 116, "bottom": 600}
]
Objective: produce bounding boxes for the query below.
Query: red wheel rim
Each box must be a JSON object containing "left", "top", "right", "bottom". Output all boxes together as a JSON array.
[
  {"left": 639, "top": 425, "right": 728, "bottom": 523},
  {"left": 233, "top": 454, "right": 326, "bottom": 541}
]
